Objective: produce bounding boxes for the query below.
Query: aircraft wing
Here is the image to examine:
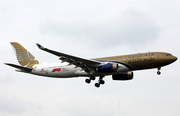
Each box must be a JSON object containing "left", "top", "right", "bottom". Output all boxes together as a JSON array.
[{"left": 36, "top": 43, "right": 101, "bottom": 73}]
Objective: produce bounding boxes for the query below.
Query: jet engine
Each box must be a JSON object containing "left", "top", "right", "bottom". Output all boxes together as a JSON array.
[
  {"left": 97, "top": 63, "right": 118, "bottom": 73},
  {"left": 112, "top": 71, "right": 133, "bottom": 80}
]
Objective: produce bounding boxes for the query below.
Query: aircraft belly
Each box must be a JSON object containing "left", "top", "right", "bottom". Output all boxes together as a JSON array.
[
  {"left": 31, "top": 65, "right": 80, "bottom": 78},
  {"left": 48, "top": 66, "right": 80, "bottom": 77}
]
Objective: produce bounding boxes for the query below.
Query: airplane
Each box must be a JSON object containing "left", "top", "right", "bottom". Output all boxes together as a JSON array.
[{"left": 5, "top": 42, "right": 178, "bottom": 88}]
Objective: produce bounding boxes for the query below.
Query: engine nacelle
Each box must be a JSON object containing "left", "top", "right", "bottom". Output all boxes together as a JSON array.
[
  {"left": 97, "top": 63, "right": 118, "bottom": 73},
  {"left": 112, "top": 71, "right": 133, "bottom": 80}
]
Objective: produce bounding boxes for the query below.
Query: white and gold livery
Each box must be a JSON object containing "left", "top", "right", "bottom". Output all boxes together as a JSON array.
[{"left": 5, "top": 42, "right": 177, "bottom": 87}]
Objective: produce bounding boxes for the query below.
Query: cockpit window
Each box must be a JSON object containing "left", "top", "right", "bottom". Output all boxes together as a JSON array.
[{"left": 167, "top": 54, "right": 172, "bottom": 56}]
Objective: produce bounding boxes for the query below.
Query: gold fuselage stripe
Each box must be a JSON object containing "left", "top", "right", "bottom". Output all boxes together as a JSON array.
[{"left": 93, "top": 52, "right": 176, "bottom": 70}]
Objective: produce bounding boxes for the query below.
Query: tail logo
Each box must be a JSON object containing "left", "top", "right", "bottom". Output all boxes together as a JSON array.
[{"left": 11, "top": 42, "right": 39, "bottom": 67}]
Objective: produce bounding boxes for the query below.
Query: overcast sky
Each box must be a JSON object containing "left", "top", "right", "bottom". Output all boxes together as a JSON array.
[{"left": 1, "top": 0, "right": 180, "bottom": 116}]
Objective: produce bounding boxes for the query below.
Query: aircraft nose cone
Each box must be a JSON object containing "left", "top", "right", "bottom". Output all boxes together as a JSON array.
[
  {"left": 170, "top": 56, "right": 178, "bottom": 63},
  {"left": 165, "top": 55, "right": 178, "bottom": 64},
  {"left": 174, "top": 56, "right": 178, "bottom": 61}
]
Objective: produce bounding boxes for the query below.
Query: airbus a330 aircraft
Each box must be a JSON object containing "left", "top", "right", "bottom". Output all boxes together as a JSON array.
[{"left": 5, "top": 42, "right": 177, "bottom": 87}]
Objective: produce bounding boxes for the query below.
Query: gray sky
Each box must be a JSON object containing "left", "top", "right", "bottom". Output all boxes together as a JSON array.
[{"left": 1, "top": 0, "right": 180, "bottom": 116}]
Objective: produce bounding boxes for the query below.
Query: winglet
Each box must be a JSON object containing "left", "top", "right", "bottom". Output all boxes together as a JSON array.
[{"left": 36, "top": 43, "right": 46, "bottom": 50}]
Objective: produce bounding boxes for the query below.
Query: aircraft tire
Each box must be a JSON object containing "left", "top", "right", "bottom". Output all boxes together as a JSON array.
[
  {"left": 85, "top": 79, "right": 91, "bottom": 84},
  {"left": 157, "top": 71, "right": 161, "bottom": 75},
  {"left": 90, "top": 75, "right": 95, "bottom": 80},
  {"left": 95, "top": 83, "right": 100, "bottom": 88},
  {"left": 100, "top": 80, "right": 105, "bottom": 84}
]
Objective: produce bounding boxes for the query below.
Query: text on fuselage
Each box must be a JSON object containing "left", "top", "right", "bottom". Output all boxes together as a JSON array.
[{"left": 128, "top": 53, "right": 154, "bottom": 64}]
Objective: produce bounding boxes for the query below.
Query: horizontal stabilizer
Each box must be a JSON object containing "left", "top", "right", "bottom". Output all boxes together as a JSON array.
[{"left": 4, "top": 63, "right": 32, "bottom": 72}]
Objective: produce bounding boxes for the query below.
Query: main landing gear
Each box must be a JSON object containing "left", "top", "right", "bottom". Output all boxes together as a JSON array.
[
  {"left": 85, "top": 75, "right": 95, "bottom": 84},
  {"left": 157, "top": 67, "right": 161, "bottom": 75},
  {"left": 95, "top": 76, "right": 105, "bottom": 88},
  {"left": 85, "top": 75, "right": 105, "bottom": 88}
]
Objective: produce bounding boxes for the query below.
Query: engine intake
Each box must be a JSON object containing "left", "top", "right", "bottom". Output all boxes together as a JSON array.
[
  {"left": 112, "top": 71, "right": 133, "bottom": 80},
  {"left": 97, "top": 63, "right": 118, "bottom": 73}
]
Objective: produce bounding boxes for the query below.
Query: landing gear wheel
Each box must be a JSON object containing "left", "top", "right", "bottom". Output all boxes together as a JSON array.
[
  {"left": 90, "top": 76, "right": 95, "bottom": 80},
  {"left": 85, "top": 79, "right": 91, "bottom": 84},
  {"left": 157, "top": 71, "right": 161, "bottom": 75},
  {"left": 95, "top": 83, "right": 100, "bottom": 88},
  {"left": 99, "top": 80, "right": 105, "bottom": 84}
]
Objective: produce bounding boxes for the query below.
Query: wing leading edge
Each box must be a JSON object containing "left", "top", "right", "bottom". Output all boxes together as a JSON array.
[{"left": 36, "top": 43, "right": 101, "bottom": 73}]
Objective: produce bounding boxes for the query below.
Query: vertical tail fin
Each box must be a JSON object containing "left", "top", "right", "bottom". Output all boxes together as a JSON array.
[{"left": 11, "top": 42, "right": 39, "bottom": 67}]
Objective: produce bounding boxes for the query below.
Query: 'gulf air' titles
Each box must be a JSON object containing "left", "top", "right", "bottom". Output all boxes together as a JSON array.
[{"left": 5, "top": 42, "right": 177, "bottom": 88}]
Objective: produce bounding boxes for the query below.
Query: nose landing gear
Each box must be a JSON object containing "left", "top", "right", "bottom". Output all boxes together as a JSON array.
[
  {"left": 157, "top": 71, "right": 161, "bottom": 75},
  {"left": 157, "top": 67, "right": 161, "bottom": 75}
]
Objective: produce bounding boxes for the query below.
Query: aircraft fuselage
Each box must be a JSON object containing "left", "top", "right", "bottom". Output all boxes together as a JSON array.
[{"left": 30, "top": 52, "right": 177, "bottom": 78}]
